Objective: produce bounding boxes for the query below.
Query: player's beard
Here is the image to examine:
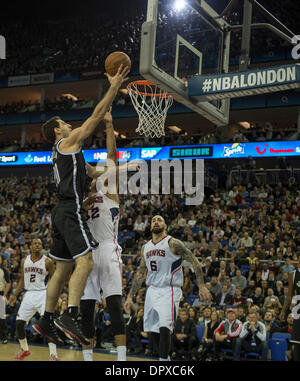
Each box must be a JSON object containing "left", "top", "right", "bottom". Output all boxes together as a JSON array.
[{"left": 151, "top": 226, "right": 164, "bottom": 235}]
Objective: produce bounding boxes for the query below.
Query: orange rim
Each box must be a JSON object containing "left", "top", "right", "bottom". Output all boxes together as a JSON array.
[{"left": 127, "top": 80, "right": 173, "bottom": 98}]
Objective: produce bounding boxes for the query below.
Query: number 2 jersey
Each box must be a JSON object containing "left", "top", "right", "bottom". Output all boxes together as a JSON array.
[
  {"left": 143, "top": 235, "right": 183, "bottom": 288},
  {"left": 86, "top": 186, "right": 120, "bottom": 243},
  {"left": 23, "top": 255, "right": 49, "bottom": 291}
]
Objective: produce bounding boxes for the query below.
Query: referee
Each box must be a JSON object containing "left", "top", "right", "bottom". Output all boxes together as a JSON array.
[
  {"left": 0, "top": 257, "right": 10, "bottom": 344},
  {"left": 33, "top": 65, "right": 130, "bottom": 345}
]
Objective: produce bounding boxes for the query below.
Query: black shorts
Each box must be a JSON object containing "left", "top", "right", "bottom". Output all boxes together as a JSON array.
[
  {"left": 50, "top": 200, "right": 98, "bottom": 261},
  {"left": 291, "top": 317, "right": 300, "bottom": 345}
]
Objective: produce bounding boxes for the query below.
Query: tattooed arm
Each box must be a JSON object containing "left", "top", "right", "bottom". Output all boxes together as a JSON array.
[
  {"left": 124, "top": 245, "right": 147, "bottom": 313},
  {"left": 169, "top": 237, "right": 211, "bottom": 301}
]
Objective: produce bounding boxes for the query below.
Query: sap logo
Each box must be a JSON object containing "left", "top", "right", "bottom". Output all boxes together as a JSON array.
[
  {"left": 0, "top": 36, "right": 5, "bottom": 60},
  {"left": 291, "top": 35, "right": 300, "bottom": 60},
  {"left": 255, "top": 144, "right": 268, "bottom": 155},
  {"left": 141, "top": 148, "right": 161, "bottom": 159}
]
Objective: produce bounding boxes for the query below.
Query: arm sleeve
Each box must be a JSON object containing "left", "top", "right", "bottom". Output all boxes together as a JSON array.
[
  {"left": 255, "top": 322, "right": 267, "bottom": 342},
  {"left": 227, "top": 321, "right": 243, "bottom": 338},
  {"left": 240, "top": 322, "right": 250, "bottom": 339}
]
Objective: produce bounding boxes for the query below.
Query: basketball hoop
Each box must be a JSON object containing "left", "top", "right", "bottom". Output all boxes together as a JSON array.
[{"left": 127, "top": 80, "right": 173, "bottom": 138}]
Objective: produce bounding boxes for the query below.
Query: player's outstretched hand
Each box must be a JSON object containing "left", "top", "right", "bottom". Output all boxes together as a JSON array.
[
  {"left": 198, "top": 285, "right": 212, "bottom": 302},
  {"left": 124, "top": 296, "right": 133, "bottom": 314},
  {"left": 105, "top": 64, "right": 130, "bottom": 89}
]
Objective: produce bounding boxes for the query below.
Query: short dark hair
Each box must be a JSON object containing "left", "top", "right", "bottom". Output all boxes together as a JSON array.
[{"left": 41, "top": 116, "right": 60, "bottom": 143}]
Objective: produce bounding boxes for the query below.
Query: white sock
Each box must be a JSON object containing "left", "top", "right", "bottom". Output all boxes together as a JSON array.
[
  {"left": 83, "top": 349, "right": 93, "bottom": 361},
  {"left": 117, "top": 346, "right": 126, "bottom": 361},
  {"left": 19, "top": 338, "right": 29, "bottom": 351},
  {"left": 48, "top": 342, "right": 57, "bottom": 357}
]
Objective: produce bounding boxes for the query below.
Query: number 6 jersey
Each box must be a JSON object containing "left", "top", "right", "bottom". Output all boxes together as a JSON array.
[
  {"left": 143, "top": 235, "right": 183, "bottom": 288},
  {"left": 24, "top": 255, "right": 48, "bottom": 291}
]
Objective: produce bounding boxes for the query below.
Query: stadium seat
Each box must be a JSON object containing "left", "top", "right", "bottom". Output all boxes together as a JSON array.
[
  {"left": 268, "top": 338, "right": 288, "bottom": 361},
  {"left": 272, "top": 333, "right": 291, "bottom": 341},
  {"left": 196, "top": 325, "right": 205, "bottom": 342},
  {"left": 187, "top": 295, "right": 198, "bottom": 305}
]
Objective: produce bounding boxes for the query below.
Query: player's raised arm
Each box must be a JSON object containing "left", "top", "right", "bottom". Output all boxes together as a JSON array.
[
  {"left": 62, "top": 65, "right": 130, "bottom": 148},
  {"left": 104, "top": 109, "right": 117, "bottom": 165},
  {"left": 124, "top": 246, "right": 147, "bottom": 313},
  {"left": 279, "top": 272, "right": 295, "bottom": 321},
  {"left": 168, "top": 238, "right": 211, "bottom": 302}
]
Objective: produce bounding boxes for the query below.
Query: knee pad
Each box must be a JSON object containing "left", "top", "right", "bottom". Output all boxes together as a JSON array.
[
  {"left": 80, "top": 299, "right": 96, "bottom": 339},
  {"left": 106, "top": 295, "right": 125, "bottom": 336},
  {"left": 16, "top": 320, "right": 26, "bottom": 340}
]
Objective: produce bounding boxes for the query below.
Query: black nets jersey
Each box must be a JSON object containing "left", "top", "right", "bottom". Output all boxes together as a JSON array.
[
  {"left": 293, "top": 269, "right": 300, "bottom": 297},
  {"left": 291, "top": 268, "right": 300, "bottom": 344},
  {"left": 51, "top": 138, "right": 88, "bottom": 202}
]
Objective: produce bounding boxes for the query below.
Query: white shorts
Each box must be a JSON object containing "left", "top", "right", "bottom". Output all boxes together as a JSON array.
[
  {"left": 144, "top": 286, "right": 182, "bottom": 333},
  {"left": 0, "top": 296, "right": 6, "bottom": 319},
  {"left": 82, "top": 240, "right": 122, "bottom": 301},
  {"left": 17, "top": 289, "right": 47, "bottom": 322}
]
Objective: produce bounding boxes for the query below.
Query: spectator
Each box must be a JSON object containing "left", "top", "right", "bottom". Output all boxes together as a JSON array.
[
  {"left": 126, "top": 306, "right": 147, "bottom": 355},
  {"left": 232, "top": 269, "right": 247, "bottom": 291},
  {"left": 200, "top": 310, "right": 220, "bottom": 360},
  {"left": 252, "top": 287, "right": 265, "bottom": 307},
  {"left": 188, "top": 307, "right": 199, "bottom": 325},
  {"left": 215, "top": 284, "right": 233, "bottom": 307},
  {"left": 232, "top": 287, "right": 246, "bottom": 306},
  {"left": 263, "top": 289, "right": 283, "bottom": 314},
  {"left": 198, "top": 306, "right": 212, "bottom": 327},
  {"left": 214, "top": 308, "right": 242, "bottom": 360},
  {"left": 171, "top": 308, "right": 198, "bottom": 361},
  {"left": 282, "top": 258, "right": 295, "bottom": 273},
  {"left": 240, "top": 232, "right": 253, "bottom": 249},
  {"left": 233, "top": 312, "right": 268, "bottom": 361}
]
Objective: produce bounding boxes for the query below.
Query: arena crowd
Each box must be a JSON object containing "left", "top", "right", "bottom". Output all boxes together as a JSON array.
[{"left": 0, "top": 173, "right": 299, "bottom": 360}]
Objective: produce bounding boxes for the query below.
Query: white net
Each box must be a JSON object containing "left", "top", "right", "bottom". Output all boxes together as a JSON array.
[{"left": 127, "top": 81, "right": 173, "bottom": 138}]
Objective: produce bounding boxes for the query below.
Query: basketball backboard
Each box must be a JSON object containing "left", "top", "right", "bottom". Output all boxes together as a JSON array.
[{"left": 139, "top": 0, "right": 231, "bottom": 126}]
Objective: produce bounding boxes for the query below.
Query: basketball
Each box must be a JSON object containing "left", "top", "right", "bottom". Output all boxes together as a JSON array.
[{"left": 105, "top": 51, "right": 131, "bottom": 76}]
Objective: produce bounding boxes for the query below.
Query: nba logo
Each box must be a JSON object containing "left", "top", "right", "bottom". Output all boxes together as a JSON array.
[{"left": 0, "top": 36, "right": 5, "bottom": 59}]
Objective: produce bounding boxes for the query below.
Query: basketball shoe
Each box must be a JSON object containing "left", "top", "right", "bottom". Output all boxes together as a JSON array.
[
  {"left": 15, "top": 350, "right": 31, "bottom": 361},
  {"left": 49, "top": 354, "right": 59, "bottom": 361},
  {"left": 33, "top": 317, "right": 64, "bottom": 346},
  {"left": 54, "top": 313, "right": 90, "bottom": 346}
]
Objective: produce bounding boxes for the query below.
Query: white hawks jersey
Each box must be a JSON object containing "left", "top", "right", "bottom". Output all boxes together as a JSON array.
[
  {"left": 23, "top": 255, "right": 48, "bottom": 291},
  {"left": 143, "top": 235, "right": 183, "bottom": 288},
  {"left": 86, "top": 186, "right": 120, "bottom": 243}
]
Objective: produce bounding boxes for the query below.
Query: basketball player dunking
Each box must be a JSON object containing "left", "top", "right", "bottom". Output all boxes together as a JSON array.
[
  {"left": 10, "top": 239, "right": 58, "bottom": 360},
  {"left": 33, "top": 65, "right": 130, "bottom": 346},
  {"left": 124, "top": 215, "right": 211, "bottom": 361},
  {"left": 80, "top": 109, "right": 127, "bottom": 361},
  {"left": 280, "top": 252, "right": 300, "bottom": 361}
]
